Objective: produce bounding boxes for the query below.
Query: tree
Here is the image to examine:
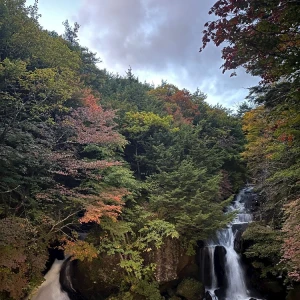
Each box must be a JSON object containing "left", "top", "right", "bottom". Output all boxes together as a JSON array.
[
  {"left": 149, "top": 160, "right": 233, "bottom": 245},
  {"left": 122, "top": 111, "right": 176, "bottom": 178},
  {"left": 148, "top": 84, "right": 200, "bottom": 125},
  {"left": 201, "top": 0, "right": 300, "bottom": 85},
  {"left": 282, "top": 199, "right": 300, "bottom": 282},
  {"left": 0, "top": 218, "right": 48, "bottom": 299}
]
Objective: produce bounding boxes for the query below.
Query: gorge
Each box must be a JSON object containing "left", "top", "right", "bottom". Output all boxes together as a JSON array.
[
  {"left": 1, "top": 1, "right": 299, "bottom": 299},
  {"left": 31, "top": 188, "right": 263, "bottom": 300}
]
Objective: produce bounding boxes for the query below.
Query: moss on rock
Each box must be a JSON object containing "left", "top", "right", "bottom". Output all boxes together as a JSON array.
[{"left": 176, "top": 278, "right": 204, "bottom": 300}]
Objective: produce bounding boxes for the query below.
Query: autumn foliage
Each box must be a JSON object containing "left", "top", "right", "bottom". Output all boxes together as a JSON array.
[
  {"left": 148, "top": 84, "right": 199, "bottom": 124},
  {"left": 282, "top": 199, "right": 300, "bottom": 281},
  {"left": 201, "top": 0, "right": 300, "bottom": 84}
]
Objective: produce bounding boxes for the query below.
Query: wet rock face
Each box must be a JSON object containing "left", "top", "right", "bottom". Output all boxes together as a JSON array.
[
  {"left": 232, "top": 223, "right": 248, "bottom": 253},
  {"left": 214, "top": 246, "right": 226, "bottom": 288},
  {"left": 204, "top": 291, "right": 213, "bottom": 300},
  {"left": 154, "top": 237, "right": 182, "bottom": 282},
  {"left": 149, "top": 237, "right": 198, "bottom": 283},
  {"left": 70, "top": 237, "right": 200, "bottom": 299},
  {"left": 198, "top": 245, "right": 227, "bottom": 289},
  {"left": 244, "top": 188, "right": 260, "bottom": 214},
  {"left": 287, "top": 284, "right": 300, "bottom": 300},
  {"left": 71, "top": 254, "right": 123, "bottom": 300},
  {"left": 60, "top": 258, "right": 86, "bottom": 300},
  {"left": 214, "top": 287, "right": 226, "bottom": 299}
]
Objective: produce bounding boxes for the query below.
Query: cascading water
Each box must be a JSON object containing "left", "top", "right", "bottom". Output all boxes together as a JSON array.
[
  {"left": 32, "top": 258, "right": 70, "bottom": 300},
  {"left": 202, "top": 187, "right": 258, "bottom": 300},
  {"left": 206, "top": 245, "right": 218, "bottom": 300}
]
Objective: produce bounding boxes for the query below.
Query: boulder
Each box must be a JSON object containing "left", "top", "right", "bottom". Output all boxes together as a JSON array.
[
  {"left": 145, "top": 237, "right": 198, "bottom": 284},
  {"left": 204, "top": 291, "right": 213, "bottom": 300},
  {"left": 176, "top": 278, "right": 204, "bottom": 300},
  {"left": 287, "top": 284, "right": 300, "bottom": 300}
]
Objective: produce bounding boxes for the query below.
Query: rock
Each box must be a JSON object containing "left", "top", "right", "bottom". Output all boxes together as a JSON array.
[
  {"left": 176, "top": 278, "right": 204, "bottom": 300},
  {"left": 287, "top": 284, "right": 300, "bottom": 300},
  {"left": 145, "top": 237, "right": 198, "bottom": 283},
  {"left": 204, "top": 291, "right": 213, "bottom": 300},
  {"left": 71, "top": 254, "right": 123, "bottom": 300},
  {"left": 258, "top": 280, "right": 285, "bottom": 300},
  {"left": 214, "top": 287, "right": 226, "bottom": 299},
  {"left": 214, "top": 246, "right": 226, "bottom": 288}
]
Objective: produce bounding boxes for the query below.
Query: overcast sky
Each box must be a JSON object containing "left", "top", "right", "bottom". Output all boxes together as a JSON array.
[{"left": 26, "top": 0, "right": 259, "bottom": 108}]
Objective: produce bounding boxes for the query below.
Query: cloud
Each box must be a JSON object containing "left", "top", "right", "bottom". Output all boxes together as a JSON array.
[{"left": 77, "top": 0, "right": 259, "bottom": 107}]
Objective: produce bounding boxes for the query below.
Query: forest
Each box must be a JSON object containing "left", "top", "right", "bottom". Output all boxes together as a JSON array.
[{"left": 0, "top": 0, "right": 299, "bottom": 299}]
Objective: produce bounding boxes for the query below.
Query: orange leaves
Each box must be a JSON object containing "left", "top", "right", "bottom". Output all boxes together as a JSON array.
[
  {"left": 63, "top": 240, "right": 98, "bottom": 262},
  {"left": 80, "top": 203, "right": 122, "bottom": 224},
  {"left": 148, "top": 85, "right": 199, "bottom": 125},
  {"left": 81, "top": 89, "right": 102, "bottom": 113},
  {"left": 79, "top": 188, "right": 128, "bottom": 224}
]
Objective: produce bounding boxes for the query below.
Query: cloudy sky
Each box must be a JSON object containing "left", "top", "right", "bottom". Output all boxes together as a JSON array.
[{"left": 26, "top": 0, "right": 259, "bottom": 108}]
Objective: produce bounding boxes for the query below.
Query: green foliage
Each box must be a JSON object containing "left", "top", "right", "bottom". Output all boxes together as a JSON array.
[
  {"left": 124, "top": 111, "right": 175, "bottom": 135},
  {"left": 242, "top": 222, "right": 283, "bottom": 278},
  {"left": 149, "top": 160, "right": 234, "bottom": 244},
  {"left": 0, "top": 1, "right": 250, "bottom": 298},
  {"left": 138, "top": 220, "right": 179, "bottom": 249}
]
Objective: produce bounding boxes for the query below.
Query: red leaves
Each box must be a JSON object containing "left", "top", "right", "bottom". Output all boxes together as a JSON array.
[
  {"left": 0, "top": 218, "right": 47, "bottom": 299},
  {"left": 50, "top": 151, "right": 120, "bottom": 177},
  {"left": 35, "top": 88, "right": 126, "bottom": 228},
  {"left": 201, "top": 0, "right": 300, "bottom": 84},
  {"left": 149, "top": 86, "right": 199, "bottom": 125},
  {"left": 62, "top": 107, "right": 124, "bottom": 146}
]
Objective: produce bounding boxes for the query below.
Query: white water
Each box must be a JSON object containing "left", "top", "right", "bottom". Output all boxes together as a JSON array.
[
  {"left": 205, "top": 188, "right": 254, "bottom": 300},
  {"left": 207, "top": 246, "right": 218, "bottom": 290},
  {"left": 31, "top": 259, "right": 70, "bottom": 300},
  {"left": 217, "top": 228, "right": 249, "bottom": 300}
]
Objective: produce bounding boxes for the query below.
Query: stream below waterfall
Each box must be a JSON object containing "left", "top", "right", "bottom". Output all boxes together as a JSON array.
[
  {"left": 31, "top": 259, "right": 70, "bottom": 300},
  {"left": 201, "top": 187, "right": 262, "bottom": 300}
]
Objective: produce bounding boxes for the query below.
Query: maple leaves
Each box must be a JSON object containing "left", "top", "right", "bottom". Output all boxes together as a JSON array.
[
  {"left": 39, "top": 90, "right": 127, "bottom": 230},
  {"left": 60, "top": 90, "right": 125, "bottom": 146},
  {"left": 201, "top": 0, "right": 300, "bottom": 84},
  {"left": 148, "top": 84, "right": 199, "bottom": 125},
  {"left": 79, "top": 188, "right": 128, "bottom": 224},
  {"left": 242, "top": 88, "right": 300, "bottom": 283},
  {"left": 0, "top": 218, "right": 47, "bottom": 299}
]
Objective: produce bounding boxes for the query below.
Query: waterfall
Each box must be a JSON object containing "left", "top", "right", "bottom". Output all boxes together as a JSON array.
[
  {"left": 202, "top": 187, "right": 257, "bottom": 300},
  {"left": 217, "top": 228, "right": 248, "bottom": 299},
  {"left": 31, "top": 258, "right": 70, "bottom": 300},
  {"left": 208, "top": 246, "right": 218, "bottom": 290}
]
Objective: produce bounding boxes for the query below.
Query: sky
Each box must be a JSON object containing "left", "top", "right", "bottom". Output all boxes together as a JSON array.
[{"left": 26, "top": 0, "right": 259, "bottom": 108}]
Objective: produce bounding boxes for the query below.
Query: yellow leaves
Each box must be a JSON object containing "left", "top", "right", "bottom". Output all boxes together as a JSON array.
[
  {"left": 20, "top": 67, "right": 79, "bottom": 100},
  {"left": 63, "top": 240, "right": 98, "bottom": 262},
  {"left": 242, "top": 104, "right": 299, "bottom": 166},
  {"left": 124, "top": 111, "right": 176, "bottom": 134}
]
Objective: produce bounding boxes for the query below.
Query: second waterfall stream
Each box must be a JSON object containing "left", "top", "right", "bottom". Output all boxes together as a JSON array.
[{"left": 200, "top": 187, "right": 260, "bottom": 300}]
